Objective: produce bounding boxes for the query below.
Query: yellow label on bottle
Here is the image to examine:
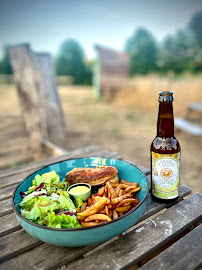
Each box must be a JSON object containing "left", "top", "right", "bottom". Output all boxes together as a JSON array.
[{"left": 151, "top": 152, "right": 180, "bottom": 199}]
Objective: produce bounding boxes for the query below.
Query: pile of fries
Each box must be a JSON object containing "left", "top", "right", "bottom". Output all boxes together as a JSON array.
[{"left": 76, "top": 179, "right": 141, "bottom": 227}]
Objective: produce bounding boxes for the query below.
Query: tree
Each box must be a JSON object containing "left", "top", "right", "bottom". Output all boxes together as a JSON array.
[
  {"left": 125, "top": 28, "right": 158, "bottom": 75},
  {"left": 189, "top": 11, "right": 202, "bottom": 47},
  {"left": 55, "top": 39, "right": 92, "bottom": 85},
  {"left": 188, "top": 11, "right": 202, "bottom": 72},
  {"left": 0, "top": 45, "right": 12, "bottom": 74},
  {"left": 158, "top": 30, "right": 195, "bottom": 74}
]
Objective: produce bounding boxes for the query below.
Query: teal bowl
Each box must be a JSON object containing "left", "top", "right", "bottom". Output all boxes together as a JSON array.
[{"left": 12, "top": 157, "right": 149, "bottom": 247}]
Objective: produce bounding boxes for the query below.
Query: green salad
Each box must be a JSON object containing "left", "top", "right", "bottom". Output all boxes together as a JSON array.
[{"left": 19, "top": 171, "right": 82, "bottom": 228}]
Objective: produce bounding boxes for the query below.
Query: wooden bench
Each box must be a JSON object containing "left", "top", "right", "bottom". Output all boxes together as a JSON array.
[
  {"left": 0, "top": 44, "right": 69, "bottom": 169},
  {"left": 0, "top": 146, "right": 201, "bottom": 270},
  {"left": 175, "top": 102, "right": 202, "bottom": 136},
  {"left": 175, "top": 117, "right": 202, "bottom": 136}
]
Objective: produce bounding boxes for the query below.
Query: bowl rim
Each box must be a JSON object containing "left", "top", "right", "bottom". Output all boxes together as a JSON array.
[{"left": 12, "top": 157, "right": 149, "bottom": 231}]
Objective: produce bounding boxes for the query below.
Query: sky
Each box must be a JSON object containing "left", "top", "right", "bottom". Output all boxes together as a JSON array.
[{"left": 0, "top": 0, "right": 202, "bottom": 60}]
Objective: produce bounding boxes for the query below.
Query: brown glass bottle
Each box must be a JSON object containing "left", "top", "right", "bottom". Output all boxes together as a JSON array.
[{"left": 151, "top": 91, "right": 180, "bottom": 203}]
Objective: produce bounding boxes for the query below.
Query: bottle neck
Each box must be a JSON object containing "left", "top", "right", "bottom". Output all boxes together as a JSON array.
[{"left": 157, "top": 101, "right": 174, "bottom": 138}]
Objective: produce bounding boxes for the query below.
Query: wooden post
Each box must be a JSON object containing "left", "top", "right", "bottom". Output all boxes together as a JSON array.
[
  {"left": 33, "top": 53, "right": 67, "bottom": 149},
  {"left": 9, "top": 44, "right": 43, "bottom": 160}
]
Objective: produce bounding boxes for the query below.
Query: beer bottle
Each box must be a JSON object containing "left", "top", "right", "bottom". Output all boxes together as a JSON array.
[{"left": 151, "top": 91, "right": 180, "bottom": 203}]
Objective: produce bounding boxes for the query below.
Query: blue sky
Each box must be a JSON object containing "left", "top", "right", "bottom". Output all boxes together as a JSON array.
[{"left": 0, "top": 0, "right": 201, "bottom": 60}]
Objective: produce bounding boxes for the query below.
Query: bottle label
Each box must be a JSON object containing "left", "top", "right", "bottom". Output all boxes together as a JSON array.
[{"left": 151, "top": 152, "right": 180, "bottom": 199}]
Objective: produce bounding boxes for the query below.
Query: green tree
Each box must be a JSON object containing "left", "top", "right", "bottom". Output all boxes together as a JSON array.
[
  {"left": 188, "top": 11, "right": 202, "bottom": 72},
  {"left": 55, "top": 39, "right": 92, "bottom": 85},
  {"left": 189, "top": 11, "right": 202, "bottom": 47},
  {"left": 125, "top": 28, "right": 158, "bottom": 75},
  {"left": 158, "top": 30, "right": 195, "bottom": 74},
  {"left": 0, "top": 46, "right": 12, "bottom": 74}
]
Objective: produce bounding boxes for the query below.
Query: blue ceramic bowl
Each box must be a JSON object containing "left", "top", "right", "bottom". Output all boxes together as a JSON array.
[{"left": 12, "top": 157, "right": 149, "bottom": 247}]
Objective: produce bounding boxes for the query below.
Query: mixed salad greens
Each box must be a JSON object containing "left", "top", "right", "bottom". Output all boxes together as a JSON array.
[{"left": 18, "top": 171, "right": 82, "bottom": 228}]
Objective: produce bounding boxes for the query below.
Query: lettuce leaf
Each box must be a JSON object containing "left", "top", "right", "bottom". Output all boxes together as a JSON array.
[{"left": 44, "top": 211, "right": 81, "bottom": 228}]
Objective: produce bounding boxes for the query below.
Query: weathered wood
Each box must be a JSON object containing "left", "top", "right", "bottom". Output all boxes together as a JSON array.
[
  {"left": 137, "top": 184, "right": 191, "bottom": 223},
  {"left": 0, "top": 198, "right": 13, "bottom": 217},
  {"left": 139, "top": 223, "right": 202, "bottom": 270},
  {"left": 188, "top": 102, "right": 202, "bottom": 113},
  {"left": 94, "top": 45, "right": 129, "bottom": 99},
  {"left": 0, "top": 187, "right": 192, "bottom": 269},
  {"left": 0, "top": 213, "right": 21, "bottom": 237},
  {"left": 175, "top": 117, "right": 202, "bottom": 136},
  {"left": 0, "top": 125, "right": 27, "bottom": 142},
  {"left": 0, "top": 146, "right": 121, "bottom": 188},
  {"left": 34, "top": 53, "right": 68, "bottom": 148},
  {"left": 0, "top": 151, "right": 32, "bottom": 169},
  {"left": 0, "top": 230, "right": 43, "bottom": 263},
  {"left": 0, "top": 137, "right": 30, "bottom": 156},
  {"left": 9, "top": 44, "right": 43, "bottom": 160},
  {"left": 0, "top": 145, "right": 101, "bottom": 179},
  {"left": 62, "top": 193, "right": 202, "bottom": 270},
  {"left": 42, "top": 139, "right": 69, "bottom": 156}
]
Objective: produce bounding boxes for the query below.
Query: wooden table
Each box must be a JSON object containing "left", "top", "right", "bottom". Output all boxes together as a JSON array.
[{"left": 0, "top": 146, "right": 201, "bottom": 270}]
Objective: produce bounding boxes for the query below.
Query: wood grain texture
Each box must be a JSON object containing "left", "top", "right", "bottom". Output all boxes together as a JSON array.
[
  {"left": 0, "top": 188, "right": 193, "bottom": 269},
  {"left": 62, "top": 193, "right": 202, "bottom": 270},
  {"left": 34, "top": 53, "right": 68, "bottom": 148},
  {"left": 0, "top": 213, "right": 21, "bottom": 237},
  {"left": 0, "top": 230, "right": 43, "bottom": 263},
  {"left": 139, "top": 223, "right": 202, "bottom": 270},
  {"left": 0, "top": 198, "right": 13, "bottom": 217},
  {"left": 9, "top": 44, "right": 43, "bottom": 160}
]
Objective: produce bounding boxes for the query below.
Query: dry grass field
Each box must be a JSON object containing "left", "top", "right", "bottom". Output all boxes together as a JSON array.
[{"left": 0, "top": 75, "right": 201, "bottom": 194}]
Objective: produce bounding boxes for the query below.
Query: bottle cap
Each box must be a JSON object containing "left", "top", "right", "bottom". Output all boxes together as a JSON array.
[{"left": 159, "top": 91, "right": 173, "bottom": 102}]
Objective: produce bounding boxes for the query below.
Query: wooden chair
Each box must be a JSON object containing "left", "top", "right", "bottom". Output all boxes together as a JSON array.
[{"left": 0, "top": 44, "right": 68, "bottom": 169}]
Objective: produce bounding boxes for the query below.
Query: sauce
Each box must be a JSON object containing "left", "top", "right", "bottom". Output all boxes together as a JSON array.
[{"left": 69, "top": 185, "right": 90, "bottom": 195}]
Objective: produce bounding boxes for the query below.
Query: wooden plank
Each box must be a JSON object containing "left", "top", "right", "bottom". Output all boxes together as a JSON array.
[
  {"left": 9, "top": 44, "right": 43, "bottom": 160},
  {"left": 0, "top": 126, "right": 27, "bottom": 141},
  {"left": 0, "top": 198, "right": 13, "bottom": 217},
  {"left": 34, "top": 53, "right": 68, "bottom": 149},
  {"left": 175, "top": 117, "right": 202, "bottom": 136},
  {"left": 0, "top": 151, "right": 32, "bottom": 169},
  {"left": 0, "top": 137, "right": 30, "bottom": 156},
  {"left": 0, "top": 230, "right": 43, "bottom": 263},
  {"left": 62, "top": 193, "right": 202, "bottom": 270},
  {"left": 139, "top": 223, "right": 202, "bottom": 270},
  {"left": 0, "top": 146, "right": 121, "bottom": 188},
  {"left": 0, "top": 187, "right": 192, "bottom": 269},
  {"left": 0, "top": 213, "right": 21, "bottom": 237},
  {"left": 188, "top": 102, "right": 202, "bottom": 113},
  {"left": 0, "top": 145, "right": 101, "bottom": 179}
]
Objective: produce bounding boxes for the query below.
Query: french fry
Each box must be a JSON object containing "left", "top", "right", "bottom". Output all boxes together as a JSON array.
[
  {"left": 81, "top": 221, "right": 103, "bottom": 227},
  {"left": 88, "top": 197, "right": 92, "bottom": 206},
  {"left": 116, "top": 198, "right": 138, "bottom": 208},
  {"left": 130, "top": 187, "right": 141, "bottom": 193},
  {"left": 77, "top": 196, "right": 108, "bottom": 220},
  {"left": 108, "top": 210, "right": 113, "bottom": 218},
  {"left": 120, "top": 180, "right": 138, "bottom": 187},
  {"left": 118, "top": 189, "right": 124, "bottom": 197},
  {"left": 106, "top": 181, "right": 117, "bottom": 199},
  {"left": 85, "top": 214, "right": 112, "bottom": 222},
  {"left": 112, "top": 209, "right": 118, "bottom": 219},
  {"left": 105, "top": 205, "right": 109, "bottom": 216},
  {"left": 81, "top": 202, "right": 87, "bottom": 212},
  {"left": 98, "top": 186, "right": 105, "bottom": 196},
  {"left": 111, "top": 193, "right": 132, "bottom": 205},
  {"left": 118, "top": 212, "right": 124, "bottom": 216},
  {"left": 93, "top": 196, "right": 103, "bottom": 202},
  {"left": 124, "top": 185, "right": 139, "bottom": 194},
  {"left": 116, "top": 205, "right": 132, "bottom": 213}
]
